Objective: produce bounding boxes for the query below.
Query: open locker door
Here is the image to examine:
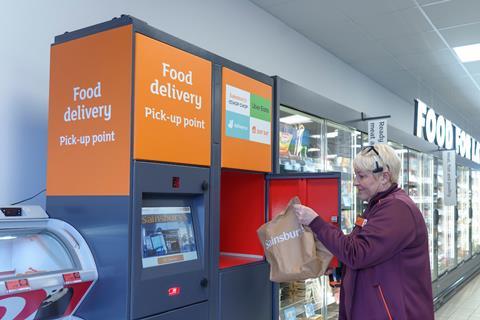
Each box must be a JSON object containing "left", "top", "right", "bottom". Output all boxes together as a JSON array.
[{"left": 266, "top": 172, "right": 341, "bottom": 320}]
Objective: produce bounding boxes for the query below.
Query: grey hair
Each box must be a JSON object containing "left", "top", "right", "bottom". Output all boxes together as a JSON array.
[{"left": 353, "top": 144, "right": 401, "bottom": 184}]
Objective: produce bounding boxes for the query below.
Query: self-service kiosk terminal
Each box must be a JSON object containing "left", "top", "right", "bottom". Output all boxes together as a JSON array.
[
  {"left": 130, "top": 163, "right": 209, "bottom": 319},
  {"left": 46, "top": 15, "right": 333, "bottom": 320}
]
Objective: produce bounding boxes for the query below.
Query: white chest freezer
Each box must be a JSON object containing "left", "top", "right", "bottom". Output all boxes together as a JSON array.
[{"left": 0, "top": 206, "right": 97, "bottom": 320}]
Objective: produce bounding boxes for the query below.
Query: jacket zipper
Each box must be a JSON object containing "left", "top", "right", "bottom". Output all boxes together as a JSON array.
[{"left": 377, "top": 285, "right": 393, "bottom": 320}]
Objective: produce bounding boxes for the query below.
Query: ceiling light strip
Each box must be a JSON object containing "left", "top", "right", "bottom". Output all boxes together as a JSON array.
[
  {"left": 419, "top": 0, "right": 452, "bottom": 8},
  {"left": 413, "top": 0, "right": 480, "bottom": 92}
]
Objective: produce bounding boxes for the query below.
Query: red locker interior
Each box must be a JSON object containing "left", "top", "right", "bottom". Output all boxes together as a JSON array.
[
  {"left": 268, "top": 176, "right": 340, "bottom": 267},
  {"left": 268, "top": 177, "right": 339, "bottom": 222},
  {"left": 220, "top": 171, "right": 340, "bottom": 269},
  {"left": 220, "top": 170, "right": 265, "bottom": 269}
]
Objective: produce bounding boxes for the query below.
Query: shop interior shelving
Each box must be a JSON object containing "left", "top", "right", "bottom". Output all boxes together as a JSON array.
[
  {"left": 456, "top": 166, "right": 471, "bottom": 263},
  {"left": 435, "top": 158, "right": 456, "bottom": 277}
]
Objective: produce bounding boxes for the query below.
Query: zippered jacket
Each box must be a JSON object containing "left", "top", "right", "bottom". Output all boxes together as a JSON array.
[{"left": 309, "top": 184, "right": 434, "bottom": 320}]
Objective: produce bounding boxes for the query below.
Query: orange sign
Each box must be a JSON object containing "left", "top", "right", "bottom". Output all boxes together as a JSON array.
[
  {"left": 47, "top": 25, "right": 133, "bottom": 196},
  {"left": 134, "top": 34, "right": 212, "bottom": 166},
  {"left": 222, "top": 68, "right": 272, "bottom": 172}
]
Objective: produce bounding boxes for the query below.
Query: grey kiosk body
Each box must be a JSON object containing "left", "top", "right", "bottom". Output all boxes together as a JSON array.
[{"left": 48, "top": 163, "right": 210, "bottom": 320}]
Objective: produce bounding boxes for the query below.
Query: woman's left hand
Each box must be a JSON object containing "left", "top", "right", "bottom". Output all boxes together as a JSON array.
[{"left": 293, "top": 204, "right": 319, "bottom": 225}]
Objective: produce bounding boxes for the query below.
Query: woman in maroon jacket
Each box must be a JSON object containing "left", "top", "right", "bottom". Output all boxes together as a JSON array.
[{"left": 294, "top": 144, "right": 434, "bottom": 320}]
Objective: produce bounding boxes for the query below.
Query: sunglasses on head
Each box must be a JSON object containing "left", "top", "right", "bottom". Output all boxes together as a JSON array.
[{"left": 362, "top": 146, "right": 388, "bottom": 173}]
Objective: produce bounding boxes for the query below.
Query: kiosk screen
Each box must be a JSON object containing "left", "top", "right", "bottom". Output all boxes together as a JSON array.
[{"left": 141, "top": 206, "right": 198, "bottom": 268}]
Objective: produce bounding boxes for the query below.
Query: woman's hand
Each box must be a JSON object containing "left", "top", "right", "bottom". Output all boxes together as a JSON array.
[{"left": 293, "top": 204, "right": 319, "bottom": 225}]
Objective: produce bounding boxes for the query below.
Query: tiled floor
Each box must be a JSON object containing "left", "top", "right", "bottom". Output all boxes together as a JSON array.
[{"left": 435, "top": 274, "right": 480, "bottom": 320}]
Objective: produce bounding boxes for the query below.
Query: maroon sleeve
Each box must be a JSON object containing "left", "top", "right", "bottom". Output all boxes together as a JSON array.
[{"left": 309, "top": 199, "right": 417, "bottom": 270}]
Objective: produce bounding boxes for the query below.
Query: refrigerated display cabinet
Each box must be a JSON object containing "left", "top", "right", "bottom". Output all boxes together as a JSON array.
[
  {"left": 325, "top": 121, "right": 358, "bottom": 236},
  {"left": 268, "top": 172, "right": 341, "bottom": 320},
  {"left": 278, "top": 106, "right": 325, "bottom": 174},
  {"left": 277, "top": 107, "right": 349, "bottom": 320},
  {"left": 472, "top": 170, "right": 480, "bottom": 255},
  {"left": 387, "top": 141, "right": 408, "bottom": 191},
  {"left": 407, "top": 150, "right": 435, "bottom": 278},
  {"left": 434, "top": 158, "right": 456, "bottom": 277},
  {"left": 407, "top": 150, "right": 422, "bottom": 205},
  {"left": 456, "top": 166, "right": 471, "bottom": 262},
  {"left": 0, "top": 206, "right": 97, "bottom": 320},
  {"left": 422, "top": 154, "right": 435, "bottom": 280},
  {"left": 279, "top": 277, "right": 331, "bottom": 320}
]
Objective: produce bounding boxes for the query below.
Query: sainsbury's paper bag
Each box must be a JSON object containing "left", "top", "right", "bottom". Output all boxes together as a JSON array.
[{"left": 257, "top": 197, "right": 333, "bottom": 282}]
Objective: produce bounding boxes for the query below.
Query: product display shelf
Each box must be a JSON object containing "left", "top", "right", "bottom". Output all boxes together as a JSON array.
[
  {"left": 326, "top": 122, "right": 356, "bottom": 235},
  {"left": 422, "top": 154, "right": 435, "bottom": 278},
  {"left": 277, "top": 107, "right": 346, "bottom": 320},
  {"left": 408, "top": 151, "right": 422, "bottom": 209},
  {"left": 471, "top": 171, "right": 480, "bottom": 254},
  {"left": 279, "top": 277, "right": 330, "bottom": 320},
  {"left": 456, "top": 166, "right": 470, "bottom": 263},
  {"left": 326, "top": 303, "right": 339, "bottom": 320},
  {"left": 436, "top": 160, "right": 452, "bottom": 276},
  {"left": 279, "top": 297, "right": 323, "bottom": 319},
  {"left": 407, "top": 151, "right": 435, "bottom": 277},
  {"left": 278, "top": 106, "right": 325, "bottom": 175},
  {"left": 456, "top": 166, "right": 471, "bottom": 262}
]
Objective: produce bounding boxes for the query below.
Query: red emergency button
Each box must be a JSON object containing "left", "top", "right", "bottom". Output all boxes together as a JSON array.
[{"left": 168, "top": 287, "right": 181, "bottom": 296}]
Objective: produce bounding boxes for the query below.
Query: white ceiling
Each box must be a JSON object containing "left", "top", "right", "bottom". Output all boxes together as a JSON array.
[{"left": 250, "top": 0, "right": 480, "bottom": 136}]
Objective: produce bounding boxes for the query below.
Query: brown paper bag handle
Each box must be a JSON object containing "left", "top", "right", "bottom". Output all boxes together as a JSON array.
[{"left": 271, "top": 196, "right": 301, "bottom": 220}]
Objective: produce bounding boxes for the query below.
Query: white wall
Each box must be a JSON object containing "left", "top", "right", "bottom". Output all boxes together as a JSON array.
[{"left": 0, "top": 0, "right": 470, "bottom": 207}]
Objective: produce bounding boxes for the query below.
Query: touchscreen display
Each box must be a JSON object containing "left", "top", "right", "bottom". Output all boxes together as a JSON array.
[{"left": 141, "top": 206, "right": 198, "bottom": 268}]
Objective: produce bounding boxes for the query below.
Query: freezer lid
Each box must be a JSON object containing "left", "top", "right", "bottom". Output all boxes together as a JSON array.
[
  {"left": 0, "top": 206, "right": 97, "bottom": 290},
  {"left": 0, "top": 228, "right": 77, "bottom": 281}
]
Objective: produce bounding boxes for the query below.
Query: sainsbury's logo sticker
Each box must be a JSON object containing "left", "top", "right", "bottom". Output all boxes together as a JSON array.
[
  {"left": 226, "top": 85, "right": 250, "bottom": 116},
  {"left": 265, "top": 227, "right": 304, "bottom": 249}
]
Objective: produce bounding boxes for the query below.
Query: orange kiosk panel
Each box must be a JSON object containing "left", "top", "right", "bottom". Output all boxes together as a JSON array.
[
  {"left": 133, "top": 33, "right": 212, "bottom": 166},
  {"left": 47, "top": 25, "right": 133, "bottom": 196},
  {"left": 221, "top": 67, "right": 272, "bottom": 172}
]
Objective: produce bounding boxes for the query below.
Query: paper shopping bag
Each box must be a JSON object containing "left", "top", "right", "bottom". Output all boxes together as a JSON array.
[{"left": 257, "top": 197, "right": 333, "bottom": 282}]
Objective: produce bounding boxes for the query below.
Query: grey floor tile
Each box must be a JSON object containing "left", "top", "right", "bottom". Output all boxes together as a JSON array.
[{"left": 436, "top": 273, "right": 480, "bottom": 320}]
